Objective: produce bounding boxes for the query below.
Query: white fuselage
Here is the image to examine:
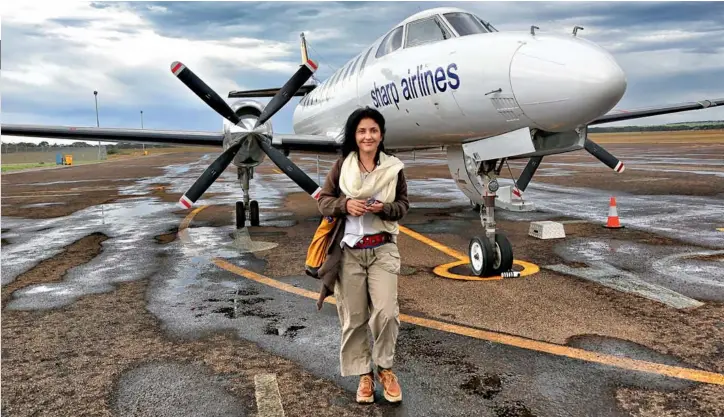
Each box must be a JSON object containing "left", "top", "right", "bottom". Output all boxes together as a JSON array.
[{"left": 290, "top": 21, "right": 626, "bottom": 150}]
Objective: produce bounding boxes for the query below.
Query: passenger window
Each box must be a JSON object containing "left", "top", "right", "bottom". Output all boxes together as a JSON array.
[
  {"left": 358, "top": 46, "right": 374, "bottom": 74},
  {"left": 405, "top": 16, "right": 452, "bottom": 48},
  {"left": 375, "top": 26, "right": 403, "bottom": 58},
  {"left": 346, "top": 54, "right": 362, "bottom": 80}
]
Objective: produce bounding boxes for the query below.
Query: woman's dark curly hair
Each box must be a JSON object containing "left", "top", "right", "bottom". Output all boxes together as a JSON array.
[{"left": 341, "top": 106, "right": 386, "bottom": 165}]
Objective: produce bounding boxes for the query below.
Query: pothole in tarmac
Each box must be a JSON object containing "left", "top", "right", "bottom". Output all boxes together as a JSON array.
[
  {"left": 493, "top": 400, "right": 536, "bottom": 417},
  {"left": 460, "top": 373, "right": 503, "bottom": 399}
]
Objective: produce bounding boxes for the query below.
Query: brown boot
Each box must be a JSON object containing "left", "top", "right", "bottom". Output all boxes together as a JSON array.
[
  {"left": 377, "top": 369, "right": 402, "bottom": 403},
  {"left": 356, "top": 373, "right": 375, "bottom": 404}
]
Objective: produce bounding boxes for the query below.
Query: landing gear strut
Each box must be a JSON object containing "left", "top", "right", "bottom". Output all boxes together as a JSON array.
[
  {"left": 236, "top": 167, "right": 260, "bottom": 228},
  {"left": 468, "top": 159, "right": 514, "bottom": 276}
]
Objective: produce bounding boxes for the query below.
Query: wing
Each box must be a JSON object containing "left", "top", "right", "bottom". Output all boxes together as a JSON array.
[
  {"left": 1, "top": 123, "right": 341, "bottom": 153},
  {"left": 590, "top": 98, "right": 723, "bottom": 125},
  {"left": 1, "top": 124, "right": 224, "bottom": 147},
  {"left": 228, "top": 84, "right": 317, "bottom": 98}
]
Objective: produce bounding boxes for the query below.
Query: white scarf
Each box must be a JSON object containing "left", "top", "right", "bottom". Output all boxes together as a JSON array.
[{"left": 339, "top": 151, "right": 404, "bottom": 233}]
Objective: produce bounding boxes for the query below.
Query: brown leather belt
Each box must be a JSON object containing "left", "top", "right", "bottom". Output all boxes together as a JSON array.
[{"left": 353, "top": 233, "right": 390, "bottom": 249}]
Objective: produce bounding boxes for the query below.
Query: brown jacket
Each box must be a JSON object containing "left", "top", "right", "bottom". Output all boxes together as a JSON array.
[{"left": 314, "top": 155, "right": 409, "bottom": 309}]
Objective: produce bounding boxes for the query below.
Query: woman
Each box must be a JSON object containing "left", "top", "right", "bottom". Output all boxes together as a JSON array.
[{"left": 316, "top": 106, "right": 409, "bottom": 404}]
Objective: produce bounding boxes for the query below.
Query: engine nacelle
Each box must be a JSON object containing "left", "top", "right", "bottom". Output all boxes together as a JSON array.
[{"left": 223, "top": 99, "right": 274, "bottom": 168}]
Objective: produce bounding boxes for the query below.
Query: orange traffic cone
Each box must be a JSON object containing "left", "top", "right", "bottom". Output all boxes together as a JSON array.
[{"left": 604, "top": 196, "right": 624, "bottom": 229}]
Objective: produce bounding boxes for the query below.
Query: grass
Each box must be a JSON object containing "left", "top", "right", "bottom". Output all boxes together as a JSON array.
[
  {"left": 589, "top": 129, "right": 724, "bottom": 144},
  {"left": 1, "top": 147, "right": 220, "bottom": 172},
  {"left": 1, "top": 163, "right": 51, "bottom": 172}
]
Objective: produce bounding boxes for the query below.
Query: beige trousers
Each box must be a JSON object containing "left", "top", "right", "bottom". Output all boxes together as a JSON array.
[{"left": 334, "top": 242, "right": 401, "bottom": 377}]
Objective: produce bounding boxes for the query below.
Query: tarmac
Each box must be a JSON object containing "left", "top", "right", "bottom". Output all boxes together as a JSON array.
[{"left": 2, "top": 138, "right": 724, "bottom": 417}]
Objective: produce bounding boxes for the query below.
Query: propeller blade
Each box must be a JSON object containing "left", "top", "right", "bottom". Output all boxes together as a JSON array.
[
  {"left": 179, "top": 141, "right": 243, "bottom": 209},
  {"left": 255, "top": 59, "right": 318, "bottom": 128},
  {"left": 584, "top": 138, "right": 625, "bottom": 173},
  {"left": 170, "top": 61, "right": 241, "bottom": 126},
  {"left": 515, "top": 156, "right": 543, "bottom": 196},
  {"left": 255, "top": 135, "right": 322, "bottom": 199}
]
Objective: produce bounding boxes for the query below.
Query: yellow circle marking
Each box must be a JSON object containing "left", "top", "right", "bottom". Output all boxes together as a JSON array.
[
  {"left": 397, "top": 225, "right": 540, "bottom": 281},
  {"left": 178, "top": 206, "right": 724, "bottom": 387}
]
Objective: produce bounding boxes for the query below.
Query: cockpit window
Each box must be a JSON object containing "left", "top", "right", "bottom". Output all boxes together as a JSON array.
[
  {"left": 404, "top": 16, "right": 452, "bottom": 48},
  {"left": 443, "top": 12, "right": 490, "bottom": 36},
  {"left": 375, "top": 26, "right": 403, "bottom": 58}
]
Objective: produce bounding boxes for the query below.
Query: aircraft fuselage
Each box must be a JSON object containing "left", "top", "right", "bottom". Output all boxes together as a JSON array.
[{"left": 291, "top": 24, "right": 626, "bottom": 150}]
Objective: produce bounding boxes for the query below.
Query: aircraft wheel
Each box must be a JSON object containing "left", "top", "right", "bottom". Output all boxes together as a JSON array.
[
  {"left": 236, "top": 201, "right": 246, "bottom": 229},
  {"left": 491, "top": 233, "right": 514, "bottom": 275},
  {"left": 250, "top": 200, "right": 260, "bottom": 227},
  {"left": 469, "top": 236, "right": 495, "bottom": 277}
]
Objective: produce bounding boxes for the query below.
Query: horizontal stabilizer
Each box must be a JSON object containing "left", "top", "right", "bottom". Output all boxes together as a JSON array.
[{"left": 228, "top": 84, "right": 316, "bottom": 98}]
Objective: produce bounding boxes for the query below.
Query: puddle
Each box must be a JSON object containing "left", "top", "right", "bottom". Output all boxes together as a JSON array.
[
  {"left": 495, "top": 178, "right": 724, "bottom": 249},
  {"left": 549, "top": 238, "right": 724, "bottom": 304},
  {"left": 20, "top": 202, "right": 67, "bottom": 208}
]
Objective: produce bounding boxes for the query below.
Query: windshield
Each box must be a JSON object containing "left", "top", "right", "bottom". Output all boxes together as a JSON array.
[{"left": 443, "top": 12, "right": 488, "bottom": 36}]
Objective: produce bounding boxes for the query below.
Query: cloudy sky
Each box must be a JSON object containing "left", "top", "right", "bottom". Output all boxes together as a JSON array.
[{"left": 3, "top": 1, "right": 724, "bottom": 144}]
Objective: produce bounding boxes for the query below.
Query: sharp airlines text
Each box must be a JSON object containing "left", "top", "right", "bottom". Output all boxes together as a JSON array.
[{"left": 371, "top": 63, "right": 460, "bottom": 110}]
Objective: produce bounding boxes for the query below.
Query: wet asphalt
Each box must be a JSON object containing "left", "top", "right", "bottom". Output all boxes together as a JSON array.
[{"left": 2, "top": 150, "right": 723, "bottom": 416}]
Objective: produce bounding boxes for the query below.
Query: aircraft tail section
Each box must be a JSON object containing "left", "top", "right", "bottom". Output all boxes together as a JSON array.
[{"left": 227, "top": 32, "right": 316, "bottom": 99}]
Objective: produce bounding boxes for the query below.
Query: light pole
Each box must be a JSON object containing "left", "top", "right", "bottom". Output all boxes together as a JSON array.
[
  {"left": 140, "top": 110, "right": 145, "bottom": 153},
  {"left": 94, "top": 90, "right": 100, "bottom": 160}
]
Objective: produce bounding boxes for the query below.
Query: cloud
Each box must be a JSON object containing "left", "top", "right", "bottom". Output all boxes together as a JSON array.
[{"left": 2, "top": 1, "right": 723, "bottom": 146}]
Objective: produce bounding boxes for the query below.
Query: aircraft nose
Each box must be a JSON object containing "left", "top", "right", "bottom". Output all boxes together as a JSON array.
[{"left": 510, "top": 37, "right": 627, "bottom": 131}]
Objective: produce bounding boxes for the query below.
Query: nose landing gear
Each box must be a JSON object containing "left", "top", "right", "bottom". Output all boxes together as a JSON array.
[
  {"left": 468, "top": 160, "right": 514, "bottom": 277},
  {"left": 236, "top": 167, "right": 260, "bottom": 228}
]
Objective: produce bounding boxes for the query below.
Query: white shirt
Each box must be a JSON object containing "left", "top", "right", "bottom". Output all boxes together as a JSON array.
[{"left": 341, "top": 171, "right": 384, "bottom": 248}]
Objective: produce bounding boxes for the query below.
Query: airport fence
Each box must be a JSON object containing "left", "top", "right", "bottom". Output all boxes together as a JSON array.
[{"left": 1, "top": 145, "right": 108, "bottom": 164}]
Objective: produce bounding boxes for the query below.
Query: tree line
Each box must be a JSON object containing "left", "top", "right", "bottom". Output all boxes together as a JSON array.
[{"left": 589, "top": 122, "right": 724, "bottom": 133}]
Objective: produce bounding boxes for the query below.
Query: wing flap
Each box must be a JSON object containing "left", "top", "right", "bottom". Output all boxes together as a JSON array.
[{"left": 590, "top": 98, "right": 724, "bottom": 125}]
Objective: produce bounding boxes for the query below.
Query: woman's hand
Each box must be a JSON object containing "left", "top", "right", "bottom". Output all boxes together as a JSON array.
[
  {"left": 366, "top": 202, "right": 384, "bottom": 214},
  {"left": 346, "top": 199, "right": 367, "bottom": 216}
]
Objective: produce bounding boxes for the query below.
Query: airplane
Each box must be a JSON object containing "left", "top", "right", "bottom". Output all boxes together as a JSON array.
[{"left": 4, "top": 6, "right": 722, "bottom": 278}]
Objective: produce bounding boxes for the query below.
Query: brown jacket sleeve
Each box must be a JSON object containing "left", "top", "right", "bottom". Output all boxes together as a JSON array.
[
  {"left": 317, "top": 157, "right": 349, "bottom": 217},
  {"left": 378, "top": 169, "right": 409, "bottom": 222}
]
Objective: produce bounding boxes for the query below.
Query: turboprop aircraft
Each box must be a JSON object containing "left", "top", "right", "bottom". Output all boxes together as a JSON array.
[{"left": 4, "top": 7, "right": 722, "bottom": 277}]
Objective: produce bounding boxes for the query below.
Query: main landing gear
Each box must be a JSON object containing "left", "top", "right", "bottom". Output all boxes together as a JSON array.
[
  {"left": 468, "top": 159, "right": 514, "bottom": 277},
  {"left": 236, "top": 166, "right": 260, "bottom": 228}
]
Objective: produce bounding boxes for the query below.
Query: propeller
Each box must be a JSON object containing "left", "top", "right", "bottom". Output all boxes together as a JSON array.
[
  {"left": 513, "top": 156, "right": 543, "bottom": 197},
  {"left": 584, "top": 138, "right": 625, "bottom": 173},
  {"left": 513, "top": 138, "right": 623, "bottom": 198},
  {"left": 170, "top": 60, "right": 322, "bottom": 209}
]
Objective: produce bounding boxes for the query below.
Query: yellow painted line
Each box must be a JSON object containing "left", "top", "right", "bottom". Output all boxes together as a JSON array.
[
  {"left": 398, "top": 225, "right": 540, "bottom": 281},
  {"left": 180, "top": 207, "right": 724, "bottom": 386}
]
